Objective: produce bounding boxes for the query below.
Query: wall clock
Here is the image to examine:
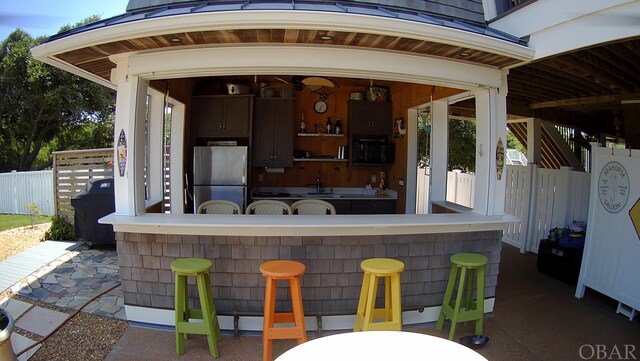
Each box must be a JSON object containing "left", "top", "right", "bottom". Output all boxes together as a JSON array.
[{"left": 314, "top": 100, "right": 328, "bottom": 114}]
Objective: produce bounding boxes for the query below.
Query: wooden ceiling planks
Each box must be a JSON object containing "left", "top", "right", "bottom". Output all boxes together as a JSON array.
[{"left": 52, "top": 28, "right": 520, "bottom": 83}]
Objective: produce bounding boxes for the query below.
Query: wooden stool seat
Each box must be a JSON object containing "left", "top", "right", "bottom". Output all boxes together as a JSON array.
[
  {"left": 354, "top": 258, "right": 404, "bottom": 331},
  {"left": 261, "top": 260, "right": 307, "bottom": 361},
  {"left": 260, "top": 260, "right": 305, "bottom": 278},
  {"left": 435, "top": 253, "right": 488, "bottom": 340},
  {"left": 171, "top": 258, "right": 222, "bottom": 358}
]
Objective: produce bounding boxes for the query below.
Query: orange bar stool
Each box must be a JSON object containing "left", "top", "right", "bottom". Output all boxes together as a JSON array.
[
  {"left": 353, "top": 258, "right": 405, "bottom": 331},
  {"left": 435, "top": 253, "right": 487, "bottom": 340},
  {"left": 171, "top": 258, "right": 222, "bottom": 358},
  {"left": 260, "top": 260, "right": 307, "bottom": 361}
]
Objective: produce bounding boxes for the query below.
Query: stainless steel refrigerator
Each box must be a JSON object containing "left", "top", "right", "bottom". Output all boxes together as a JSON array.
[{"left": 193, "top": 146, "right": 248, "bottom": 212}]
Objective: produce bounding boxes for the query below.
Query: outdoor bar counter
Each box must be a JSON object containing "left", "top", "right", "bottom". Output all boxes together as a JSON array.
[{"left": 102, "top": 213, "right": 515, "bottom": 329}]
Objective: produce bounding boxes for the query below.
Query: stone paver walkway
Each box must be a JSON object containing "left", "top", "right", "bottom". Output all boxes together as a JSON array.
[
  {"left": 9, "top": 244, "right": 124, "bottom": 319},
  {"left": 1, "top": 243, "right": 124, "bottom": 360}
]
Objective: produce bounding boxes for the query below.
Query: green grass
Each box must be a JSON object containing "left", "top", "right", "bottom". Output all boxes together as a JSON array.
[{"left": 0, "top": 214, "right": 51, "bottom": 232}]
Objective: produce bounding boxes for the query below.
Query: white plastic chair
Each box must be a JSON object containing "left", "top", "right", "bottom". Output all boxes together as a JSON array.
[
  {"left": 291, "top": 199, "right": 336, "bottom": 215},
  {"left": 197, "top": 200, "right": 243, "bottom": 215},
  {"left": 246, "top": 200, "right": 293, "bottom": 215}
]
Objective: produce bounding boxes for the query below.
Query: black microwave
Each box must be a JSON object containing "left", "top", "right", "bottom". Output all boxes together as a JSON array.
[{"left": 351, "top": 136, "right": 394, "bottom": 165}]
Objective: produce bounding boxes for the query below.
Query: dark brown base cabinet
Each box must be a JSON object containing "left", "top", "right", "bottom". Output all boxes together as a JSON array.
[{"left": 330, "top": 199, "right": 396, "bottom": 214}]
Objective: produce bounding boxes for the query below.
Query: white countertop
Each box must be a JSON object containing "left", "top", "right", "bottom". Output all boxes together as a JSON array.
[{"left": 101, "top": 212, "right": 518, "bottom": 237}]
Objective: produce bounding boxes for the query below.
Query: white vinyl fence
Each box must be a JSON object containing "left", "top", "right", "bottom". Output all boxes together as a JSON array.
[
  {"left": 503, "top": 165, "right": 590, "bottom": 253},
  {"left": 416, "top": 168, "right": 475, "bottom": 214},
  {"left": 0, "top": 170, "right": 54, "bottom": 216},
  {"left": 417, "top": 165, "right": 590, "bottom": 254}
]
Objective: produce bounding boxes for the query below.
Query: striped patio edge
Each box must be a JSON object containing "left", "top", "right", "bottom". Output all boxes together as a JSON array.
[{"left": 0, "top": 241, "right": 83, "bottom": 293}]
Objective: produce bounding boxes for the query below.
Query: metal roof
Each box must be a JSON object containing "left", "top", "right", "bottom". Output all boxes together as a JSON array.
[{"left": 44, "top": 0, "right": 526, "bottom": 45}]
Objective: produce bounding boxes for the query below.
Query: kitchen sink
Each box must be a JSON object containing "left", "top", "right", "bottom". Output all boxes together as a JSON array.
[
  {"left": 255, "top": 192, "right": 290, "bottom": 197},
  {"left": 306, "top": 193, "right": 343, "bottom": 198}
]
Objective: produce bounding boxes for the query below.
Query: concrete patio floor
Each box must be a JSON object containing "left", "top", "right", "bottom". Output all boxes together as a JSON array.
[
  {"left": 2, "top": 242, "right": 639, "bottom": 360},
  {"left": 105, "top": 245, "right": 640, "bottom": 361}
]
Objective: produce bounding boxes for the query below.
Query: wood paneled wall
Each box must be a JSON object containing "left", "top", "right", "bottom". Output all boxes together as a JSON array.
[
  {"left": 252, "top": 83, "right": 394, "bottom": 190},
  {"left": 180, "top": 77, "right": 465, "bottom": 214}
]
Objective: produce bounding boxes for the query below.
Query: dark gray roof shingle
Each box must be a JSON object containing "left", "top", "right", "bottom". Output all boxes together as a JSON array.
[
  {"left": 44, "top": 0, "right": 525, "bottom": 46},
  {"left": 126, "top": 0, "right": 486, "bottom": 23}
]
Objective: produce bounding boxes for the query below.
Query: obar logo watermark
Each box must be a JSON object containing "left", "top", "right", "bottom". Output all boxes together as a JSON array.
[{"left": 580, "top": 344, "right": 637, "bottom": 360}]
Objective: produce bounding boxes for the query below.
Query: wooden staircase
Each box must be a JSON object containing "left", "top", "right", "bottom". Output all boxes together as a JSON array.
[{"left": 507, "top": 120, "right": 585, "bottom": 171}]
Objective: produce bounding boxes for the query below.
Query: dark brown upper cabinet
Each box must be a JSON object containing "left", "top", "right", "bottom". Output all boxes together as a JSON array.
[
  {"left": 348, "top": 101, "right": 392, "bottom": 136},
  {"left": 191, "top": 95, "right": 253, "bottom": 138},
  {"left": 252, "top": 98, "right": 295, "bottom": 167}
]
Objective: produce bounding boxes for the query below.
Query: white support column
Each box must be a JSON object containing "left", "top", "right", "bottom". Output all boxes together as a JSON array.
[
  {"left": 406, "top": 107, "right": 419, "bottom": 214},
  {"left": 169, "top": 101, "right": 186, "bottom": 214},
  {"left": 429, "top": 99, "right": 449, "bottom": 211},
  {"left": 147, "top": 88, "right": 166, "bottom": 206},
  {"left": 473, "top": 72, "right": 508, "bottom": 215},
  {"left": 527, "top": 117, "right": 542, "bottom": 165},
  {"left": 111, "top": 57, "right": 149, "bottom": 216}
]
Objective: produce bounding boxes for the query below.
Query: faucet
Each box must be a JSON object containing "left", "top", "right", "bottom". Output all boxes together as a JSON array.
[{"left": 315, "top": 171, "right": 322, "bottom": 194}]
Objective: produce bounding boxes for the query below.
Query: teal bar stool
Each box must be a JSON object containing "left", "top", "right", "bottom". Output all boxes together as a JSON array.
[
  {"left": 435, "top": 253, "right": 487, "bottom": 340},
  {"left": 171, "top": 258, "right": 222, "bottom": 358}
]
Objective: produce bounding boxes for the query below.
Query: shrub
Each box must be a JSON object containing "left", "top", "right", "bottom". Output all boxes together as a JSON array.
[
  {"left": 43, "top": 216, "right": 74, "bottom": 241},
  {"left": 27, "top": 202, "right": 42, "bottom": 228}
]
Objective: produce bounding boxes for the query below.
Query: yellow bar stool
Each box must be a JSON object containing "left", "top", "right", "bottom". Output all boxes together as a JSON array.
[
  {"left": 261, "top": 260, "right": 307, "bottom": 361},
  {"left": 436, "top": 253, "right": 488, "bottom": 340},
  {"left": 353, "top": 258, "right": 404, "bottom": 331},
  {"left": 171, "top": 258, "right": 222, "bottom": 358}
]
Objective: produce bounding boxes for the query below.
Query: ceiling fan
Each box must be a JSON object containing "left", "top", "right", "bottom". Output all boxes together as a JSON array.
[{"left": 273, "top": 76, "right": 337, "bottom": 94}]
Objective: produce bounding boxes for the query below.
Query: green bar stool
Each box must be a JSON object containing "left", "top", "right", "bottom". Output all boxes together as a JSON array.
[
  {"left": 171, "top": 258, "right": 222, "bottom": 358},
  {"left": 435, "top": 253, "right": 487, "bottom": 340}
]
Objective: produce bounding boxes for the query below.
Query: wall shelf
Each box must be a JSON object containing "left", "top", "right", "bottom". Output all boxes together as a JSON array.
[
  {"left": 297, "top": 133, "right": 344, "bottom": 137},
  {"left": 293, "top": 158, "right": 348, "bottom": 162}
]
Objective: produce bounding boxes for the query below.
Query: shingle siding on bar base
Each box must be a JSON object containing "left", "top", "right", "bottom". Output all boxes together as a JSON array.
[{"left": 116, "top": 231, "right": 502, "bottom": 316}]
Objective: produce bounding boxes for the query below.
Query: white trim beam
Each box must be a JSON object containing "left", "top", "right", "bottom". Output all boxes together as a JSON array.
[
  {"left": 124, "top": 299, "right": 495, "bottom": 330},
  {"left": 122, "top": 45, "right": 504, "bottom": 90},
  {"left": 490, "top": 0, "right": 640, "bottom": 60}
]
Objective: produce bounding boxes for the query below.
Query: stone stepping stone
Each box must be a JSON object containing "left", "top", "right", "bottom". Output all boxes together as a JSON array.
[
  {"left": 11, "top": 332, "right": 41, "bottom": 361},
  {"left": 0, "top": 298, "right": 32, "bottom": 319},
  {"left": 15, "top": 306, "right": 68, "bottom": 337}
]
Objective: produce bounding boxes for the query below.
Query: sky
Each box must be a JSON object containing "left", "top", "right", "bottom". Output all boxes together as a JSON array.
[{"left": 0, "top": 0, "right": 130, "bottom": 41}]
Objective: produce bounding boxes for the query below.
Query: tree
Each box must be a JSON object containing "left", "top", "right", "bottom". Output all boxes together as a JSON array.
[
  {"left": 448, "top": 119, "right": 476, "bottom": 173},
  {"left": 0, "top": 19, "right": 115, "bottom": 172},
  {"left": 417, "top": 115, "right": 477, "bottom": 173}
]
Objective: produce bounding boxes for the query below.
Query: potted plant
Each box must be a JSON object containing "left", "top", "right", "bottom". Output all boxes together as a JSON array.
[{"left": 0, "top": 308, "right": 17, "bottom": 361}]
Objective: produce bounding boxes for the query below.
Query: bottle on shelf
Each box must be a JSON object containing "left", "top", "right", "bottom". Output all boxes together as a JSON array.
[
  {"left": 326, "top": 116, "right": 332, "bottom": 134},
  {"left": 335, "top": 118, "right": 342, "bottom": 135},
  {"left": 300, "top": 110, "right": 307, "bottom": 133}
]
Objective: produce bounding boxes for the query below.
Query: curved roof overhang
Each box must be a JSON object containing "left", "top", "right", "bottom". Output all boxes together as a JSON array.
[{"left": 31, "top": 3, "right": 534, "bottom": 90}]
